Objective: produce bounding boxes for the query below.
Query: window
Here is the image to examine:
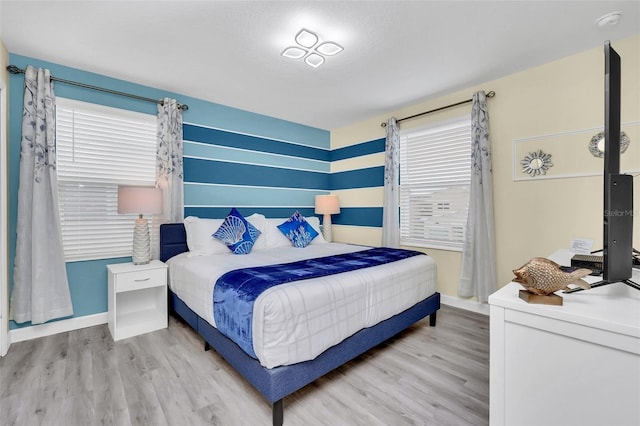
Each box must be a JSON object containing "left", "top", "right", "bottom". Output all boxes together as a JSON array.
[
  {"left": 399, "top": 117, "right": 471, "bottom": 251},
  {"left": 56, "top": 98, "right": 157, "bottom": 262}
]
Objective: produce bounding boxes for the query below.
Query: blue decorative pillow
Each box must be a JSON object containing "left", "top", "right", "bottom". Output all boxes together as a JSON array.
[
  {"left": 213, "top": 208, "right": 261, "bottom": 254},
  {"left": 277, "top": 211, "right": 319, "bottom": 248}
]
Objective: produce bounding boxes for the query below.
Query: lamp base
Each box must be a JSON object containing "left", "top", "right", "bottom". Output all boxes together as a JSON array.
[
  {"left": 322, "top": 214, "right": 333, "bottom": 242},
  {"left": 132, "top": 216, "right": 151, "bottom": 265}
]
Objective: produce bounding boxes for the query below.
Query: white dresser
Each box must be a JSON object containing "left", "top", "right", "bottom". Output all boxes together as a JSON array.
[{"left": 489, "top": 259, "right": 640, "bottom": 426}]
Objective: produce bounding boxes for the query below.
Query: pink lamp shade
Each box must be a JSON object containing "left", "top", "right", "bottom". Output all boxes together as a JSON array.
[
  {"left": 117, "top": 186, "right": 163, "bottom": 215},
  {"left": 315, "top": 195, "right": 340, "bottom": 242},
  {"left": 314, "top": 195, "right": 340, "bottom": 215}
]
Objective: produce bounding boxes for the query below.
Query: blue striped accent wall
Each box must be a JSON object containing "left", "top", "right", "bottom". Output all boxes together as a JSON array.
[
  {"left": 184, "top": 126, "right": 330, "bottom": 161},
  {"left": 330, "top": 138, "right": 385, "bottom": 161},
  {"left": 183, "top": 123, "right": 331, "bottom": 219},
  {"left": 330, "top": 137, "right": 386, "bottom": 228},
  {"left": 331, "top": 167, "right": 384, "bottom": 190},
  {"left": 182, "top": 129, "right": 387, "bottom": 229},
  {"left": 336, "top": 207, "right": 383, "bottom": 228}
]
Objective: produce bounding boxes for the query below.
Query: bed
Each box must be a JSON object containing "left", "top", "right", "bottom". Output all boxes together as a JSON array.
[{"left": 160, "top": 215, "right": 440, "bottom": 426}]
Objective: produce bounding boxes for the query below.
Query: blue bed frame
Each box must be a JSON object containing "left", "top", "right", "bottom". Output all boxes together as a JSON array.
[{"left": 160, "top": 223, "right": 440, "bottom": 426}]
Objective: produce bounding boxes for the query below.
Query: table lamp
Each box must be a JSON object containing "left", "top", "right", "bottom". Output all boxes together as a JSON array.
[
  {"left": 315, "top": 195, "right": 340, "bottom": 242},
  {"left": 117, "top": 186, "right": 162, "bottom": 264}
]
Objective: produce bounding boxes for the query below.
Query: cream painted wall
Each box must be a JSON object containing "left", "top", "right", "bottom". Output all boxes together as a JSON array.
[
  {"left": 331, "top": 34, "right": 640, "bottom": 302},
  {"left": 0, "top": 41, "right": 7, "bottom": 75}
]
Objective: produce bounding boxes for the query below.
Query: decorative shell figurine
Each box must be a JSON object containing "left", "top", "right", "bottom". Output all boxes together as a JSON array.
[{"left": 512, "top": 257, "right": 591, "bottom": 295}]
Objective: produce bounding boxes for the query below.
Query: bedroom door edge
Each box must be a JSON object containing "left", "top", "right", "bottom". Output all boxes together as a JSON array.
[{"left": 0, "top": 76, "right": 9, "bottom": 356}]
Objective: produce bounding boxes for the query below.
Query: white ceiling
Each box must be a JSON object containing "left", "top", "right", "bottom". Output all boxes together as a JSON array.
[{"left": 1, "top": 1, "right": 639, "bottom": 130}]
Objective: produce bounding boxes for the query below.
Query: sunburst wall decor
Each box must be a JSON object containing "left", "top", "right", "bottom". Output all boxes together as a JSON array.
[
  {"left": 588, "top": 131, "right": 630, "bottom": 158},
  {"left": 521, "top": 149, "right": 553, "bottom": 177}
]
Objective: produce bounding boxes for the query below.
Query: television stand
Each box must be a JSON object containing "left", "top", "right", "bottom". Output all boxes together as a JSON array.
[
  {"left": 564, "top": 277, "right": 640, "bottom": 293},
  {"left": 489, "top": 281, "right": 640, "bottom": 426}
]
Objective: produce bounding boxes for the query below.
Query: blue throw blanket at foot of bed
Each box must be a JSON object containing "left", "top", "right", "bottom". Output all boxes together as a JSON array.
[{"left": 213, "top": 247, "right": 424, "bottom": 359}]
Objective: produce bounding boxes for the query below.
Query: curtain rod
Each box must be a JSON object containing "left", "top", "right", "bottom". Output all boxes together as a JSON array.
[
  {"left": 380, "top": 90, "right": 495, "bottom": 127},
  {"left": 6, "top": 65, "right": 189, "bottom": 111}
]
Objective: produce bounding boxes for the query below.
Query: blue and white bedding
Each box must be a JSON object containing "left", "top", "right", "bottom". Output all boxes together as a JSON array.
[
  {"left": 214, "top": 247, "right": 425, "bottom": 359},
  {"left": 167, "top": 243, "right": 438, "bottom": 368}
]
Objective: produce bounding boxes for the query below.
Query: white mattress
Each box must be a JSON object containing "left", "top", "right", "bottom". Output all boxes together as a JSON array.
[{"left": 167, "top": 243, "right": 437, "bottom": 368}]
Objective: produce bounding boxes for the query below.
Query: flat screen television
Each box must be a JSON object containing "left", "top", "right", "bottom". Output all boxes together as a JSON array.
[
  {"left": 599, "top": 41, "right": 636, "bottom": 288},
  {"left": 567, "top": 41, "right": 638, "bottom": 293}
]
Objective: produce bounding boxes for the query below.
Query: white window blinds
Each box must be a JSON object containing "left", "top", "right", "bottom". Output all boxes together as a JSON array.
[
  {"left": 399, "top": 117, "right": 471, "bottom": 251},
  {"left": 56, "top": 98, "right": 157, "bottom": 262}
]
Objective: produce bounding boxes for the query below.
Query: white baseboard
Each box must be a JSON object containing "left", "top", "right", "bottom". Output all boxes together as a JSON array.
[
  {"left": 9, "top": 312, "right": 108, "bottom": 344},
  {"left": 441, "top": 294, "right": 490, "bottom": 316}
]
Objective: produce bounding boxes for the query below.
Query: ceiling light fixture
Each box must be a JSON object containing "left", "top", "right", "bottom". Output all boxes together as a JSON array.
[
  {"left": 305, "top": 53, "right": 325, "bottom": 68},
  {"left": 316, "top": 42, "right": 343, "bottom": 56},
  {"left": 282, "top": 28, "right": 343, "bottom": 68},
  {"left": 295, "top": 29, "right": 319, "bottom": 48},
  {"left": 282, "top": 47, "right": 307, "bottom": 59}
]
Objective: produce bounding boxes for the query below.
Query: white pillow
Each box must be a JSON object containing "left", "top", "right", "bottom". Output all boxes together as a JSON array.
[
  {"left": 183, "top": 216, "right": 227, "bottom": 256},
  {"left": 260, "top": 218, "right": 295, "bottom": 249},
  {"left": 184, "top": 214, "right": 267, "bottom": 256},
  {"left": 244, "top": 213, "right": 268, "bottom": 250},
  {"left": 304, "top": 216, "right": 327, "bottom": 244}
]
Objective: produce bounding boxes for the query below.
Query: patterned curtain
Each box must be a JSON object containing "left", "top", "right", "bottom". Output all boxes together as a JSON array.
[
  {"left": 382, "top": 117, "right": 400, "bottom": 248},
  {"left": 11, "top": 66, "right": 73, "bottom": 324},
  {"left": 459, "top": 91, "right": 497, "bottom": 303},
  {"left": 153, "top": 98, "right": 184, "bottom": 258}
]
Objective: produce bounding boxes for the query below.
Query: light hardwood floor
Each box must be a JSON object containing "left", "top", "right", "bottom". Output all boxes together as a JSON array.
[{"left": 0, "top": 305, "right": 489, "bottom": 426}]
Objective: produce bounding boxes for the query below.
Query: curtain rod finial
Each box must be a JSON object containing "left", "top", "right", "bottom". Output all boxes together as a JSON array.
[{"left": 7, "top": 65, "right": 24, "bottom": 75}]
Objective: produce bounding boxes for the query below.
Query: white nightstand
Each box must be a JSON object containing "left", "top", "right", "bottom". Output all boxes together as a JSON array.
[{"left": 107, "top": 260, "right": 168, "bottom": 341}]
